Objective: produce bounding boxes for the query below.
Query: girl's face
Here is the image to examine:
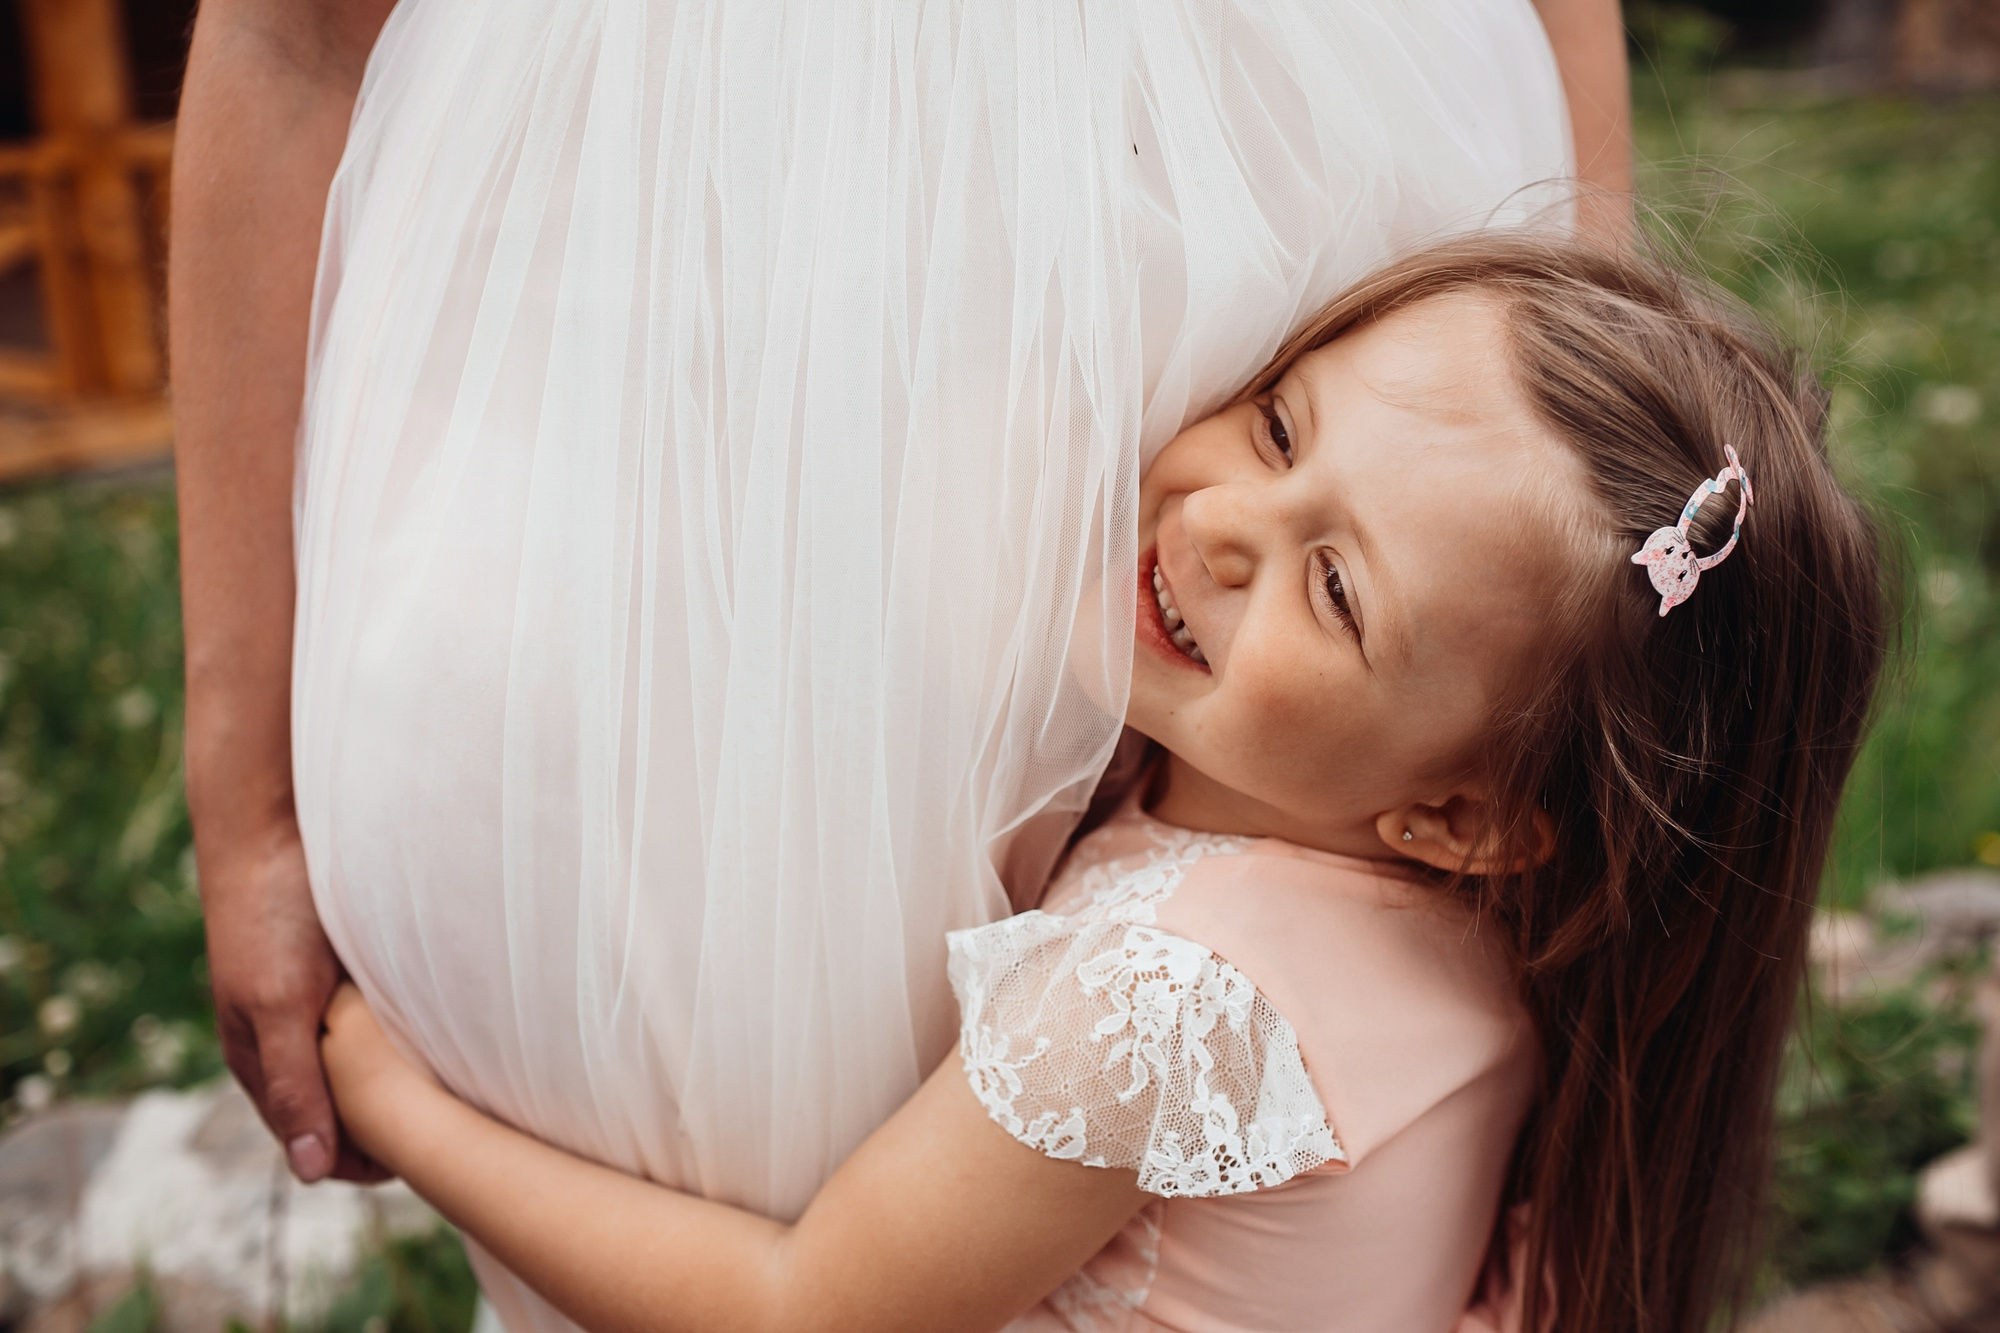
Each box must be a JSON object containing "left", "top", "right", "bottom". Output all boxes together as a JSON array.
[{"left": 1129, "top": 295, "right": 1591, "bottom": 864}]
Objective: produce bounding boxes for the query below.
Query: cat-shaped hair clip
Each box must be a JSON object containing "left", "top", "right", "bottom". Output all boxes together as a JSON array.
[{"left": 1631, "top": 445, "right": 1754, "bottom": 617}]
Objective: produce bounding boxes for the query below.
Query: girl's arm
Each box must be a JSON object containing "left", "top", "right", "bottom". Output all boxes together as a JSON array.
[
  {"left": 1532, "top": 0, "right": 1633, "bottom": 244},
  {"left": 322, "top": 987, "right": 1145, "bottom": 1333}
]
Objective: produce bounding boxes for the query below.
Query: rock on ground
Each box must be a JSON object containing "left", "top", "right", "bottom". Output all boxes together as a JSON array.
[{"left": 0, "top": 1080, "right": 436, "bottom": 1333}]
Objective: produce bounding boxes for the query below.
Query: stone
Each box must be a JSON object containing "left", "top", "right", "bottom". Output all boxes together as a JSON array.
[
  {"left": 1742, "top": 1279, "right": 1928, "bottom": 1333},
  {"left": 1881, "top": 873, "right": 2000, "bottom": 954},
  {"left": 0, "top": 1081, "right": 438, "bottom": 1333},
  {"left": 0, "top": 1101, "right": 126, "bottom": 1319},
  {"left": 1917, "top": 1144, "right": 1999, "bottom": 1233},
  {"left": 1811, "top": 871, "right": 2000, "bottom": 1003}
]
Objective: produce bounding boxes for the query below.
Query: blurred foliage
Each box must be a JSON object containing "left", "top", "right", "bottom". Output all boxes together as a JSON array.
[
  {"left": 87, "top": 1276, "right": 160, "bottom": 1333},
  {"left": 0, "top": 479, "right": 218, "bottom": 1112},
  {"left": 315, "top": 1229, "right": 481, "bottom": 1333},
  {"left": 0, "top": 18, "right": 1995, "bottom": 1301},
  {"left": 1768, "top": 991, "right": 1979, "bottom": 1282},
  {"left": 1633, "top": 0, "right": 1830, "bottom": 55}
]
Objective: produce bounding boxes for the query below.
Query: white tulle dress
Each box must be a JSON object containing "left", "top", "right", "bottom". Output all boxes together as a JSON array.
[{"left": 289, "top": 3, "right": 1569, "bottom": 1328}]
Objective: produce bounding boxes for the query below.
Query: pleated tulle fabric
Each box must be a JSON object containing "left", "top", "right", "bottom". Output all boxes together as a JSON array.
[{"left": 291, "top": 2, "right": 1567, "bottom": 1326}]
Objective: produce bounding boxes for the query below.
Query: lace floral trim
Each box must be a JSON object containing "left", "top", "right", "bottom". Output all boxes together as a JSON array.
[
  {"left": 1059, "top": 822, "right": 1256, "bottom": 926},
  {"left": 949, "top": 824, "right": 1343, "bottom": 1200}
]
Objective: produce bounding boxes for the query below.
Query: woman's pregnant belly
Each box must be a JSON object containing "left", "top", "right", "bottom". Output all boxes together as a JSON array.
[{"left": 292, "top": 0, "right": 1570, "bottom": 1258}]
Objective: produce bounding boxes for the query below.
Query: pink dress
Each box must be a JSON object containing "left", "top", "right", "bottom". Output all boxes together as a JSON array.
[{"left": 948, "top": 802, "right": 1539, "bottom": 1332}]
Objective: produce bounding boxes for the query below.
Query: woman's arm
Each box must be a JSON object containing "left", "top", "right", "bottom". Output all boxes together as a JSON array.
[
  {"left": 323, "top": 987, "right": 1144, "bottom": 1333},
  {"left": 1532, "top": 0, "right": 1633, "bottom": 243},
  {"left": 170, "top": 0, "right": 397, "bottom": 1183}
]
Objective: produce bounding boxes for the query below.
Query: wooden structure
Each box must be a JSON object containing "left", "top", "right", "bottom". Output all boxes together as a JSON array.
[
  {"left": 1892, "top": 0, "right": 2000, "bottom": 92},
  {"left": 0, "top": 0, "right": 173, "bottom": 484},
  {"left": 1818, "top": 0, "right": 2000, "bottom": 91}
]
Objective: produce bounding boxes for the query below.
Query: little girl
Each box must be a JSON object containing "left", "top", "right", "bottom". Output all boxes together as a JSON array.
[{"left": 319, "top": 236, "right": 1886, "bottom": 1333}]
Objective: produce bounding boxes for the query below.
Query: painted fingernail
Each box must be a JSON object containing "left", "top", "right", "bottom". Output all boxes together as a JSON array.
[{"left": 287, "top": 1134, "right": 331, "bottom": 1182}]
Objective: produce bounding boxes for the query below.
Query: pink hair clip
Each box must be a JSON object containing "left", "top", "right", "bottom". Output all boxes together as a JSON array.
[{"left": 1630, "top": 445, "right": 1755, "bottom": 617}]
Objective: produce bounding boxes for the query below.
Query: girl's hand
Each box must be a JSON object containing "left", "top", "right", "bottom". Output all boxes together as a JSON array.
[{"left": 320, "top": 983, "right": 442, "bottom": 1169}]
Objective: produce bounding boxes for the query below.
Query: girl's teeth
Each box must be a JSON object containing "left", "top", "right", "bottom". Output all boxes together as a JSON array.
[{"left": 1152, "top": 560, "right": 1205, "bottom": 664}]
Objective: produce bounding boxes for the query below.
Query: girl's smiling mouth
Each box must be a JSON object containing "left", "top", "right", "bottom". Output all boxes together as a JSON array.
[{"left": 1140, "top": 549, "right": 1210, "bottom": 670}]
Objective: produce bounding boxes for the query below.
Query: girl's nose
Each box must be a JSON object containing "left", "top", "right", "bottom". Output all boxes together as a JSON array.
[{"left": 1180, "top": 483, "right": 1265, "bottom": 589}]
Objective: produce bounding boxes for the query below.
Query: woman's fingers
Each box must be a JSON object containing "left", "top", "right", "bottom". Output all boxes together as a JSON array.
[{"left": 254, "top": 992, "right": 341, "bottom": 1182}]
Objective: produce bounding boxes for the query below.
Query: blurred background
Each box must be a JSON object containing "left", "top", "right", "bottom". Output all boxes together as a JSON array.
[{"left": 1, "top": 1, "right": 1999, "bottom": 1330}]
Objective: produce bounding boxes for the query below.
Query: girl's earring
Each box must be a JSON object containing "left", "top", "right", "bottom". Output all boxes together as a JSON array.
[{"left": 1402, "top": 829, "right": 1414, "bottom": 843}]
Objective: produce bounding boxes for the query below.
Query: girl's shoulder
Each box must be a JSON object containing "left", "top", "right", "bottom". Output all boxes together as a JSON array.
[
  {"left": 1149, "top": 830, "right": 1536, "bottom": 1168},
  {"left": 956, "top": 802, "right": 1536, "bottom": 1180}
]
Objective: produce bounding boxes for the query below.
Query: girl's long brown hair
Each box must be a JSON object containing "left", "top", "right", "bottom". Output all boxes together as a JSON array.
[{"left": 1240, "top": 236, "right": 1889, "bottom": 1331}]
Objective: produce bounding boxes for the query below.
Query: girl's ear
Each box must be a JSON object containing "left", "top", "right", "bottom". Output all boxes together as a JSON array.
[{"left": 1374, "top": 795, "right": 1555, "bottom": 875}]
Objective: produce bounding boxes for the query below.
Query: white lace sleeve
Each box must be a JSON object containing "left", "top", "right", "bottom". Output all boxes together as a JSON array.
[{"left": 947, "top": 912, "right": 1345, "bottom": 1198}]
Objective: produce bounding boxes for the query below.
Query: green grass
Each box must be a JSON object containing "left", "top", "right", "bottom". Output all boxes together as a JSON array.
[
  {"left": 314, "top": 1229, "right": 482, "bottom": 1333},
  {"left": 3, "top": 29, "right": 1998, "bottom": 1300},
  {"left": 0, "top": 477, "right": 218, "bottom": 1103}
]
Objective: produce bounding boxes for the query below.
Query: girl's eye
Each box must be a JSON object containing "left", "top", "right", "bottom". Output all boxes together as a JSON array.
[
  {"left": 1321, "top": 555, "right": 1357, "bottom": 636},
  {"left": 1258, "top": 400, "right": 1294, "bottom": 465}
]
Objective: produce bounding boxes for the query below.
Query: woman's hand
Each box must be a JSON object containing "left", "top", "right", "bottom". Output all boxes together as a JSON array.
[
  {"left": 199, "top": 825, "right": 387, "bottom": 1183},
  {"left": 320, "top": 984, "right": 442, "bottom": 1169}
]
